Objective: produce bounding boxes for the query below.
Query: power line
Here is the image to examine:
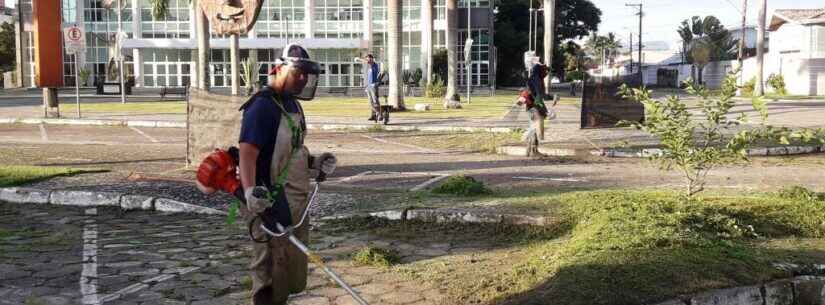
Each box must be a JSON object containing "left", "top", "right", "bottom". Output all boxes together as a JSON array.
[{"left": 722, "top": 0, "right": 744, "bottom": 14}]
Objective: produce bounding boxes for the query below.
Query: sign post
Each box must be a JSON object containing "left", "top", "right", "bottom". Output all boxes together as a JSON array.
[{"left": 64, "top": 24, "right": 85, "bottom": 118}]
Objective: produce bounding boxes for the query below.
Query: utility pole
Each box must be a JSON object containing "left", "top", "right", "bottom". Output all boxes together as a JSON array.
[
  {"left": 755, "top": 0, "right": 766, "bottom": 96},
  {"left": 626, "top": 3, "right": 643, "bottom": 85},
  {"left": 629, "top": 32, "right": 633, "bottom": 74},
  {"left": 467, "top": 1, "right": 471, "bottom": 104},
  {"left": 737, "top": 0, "right": 748, "bottom": 68}
]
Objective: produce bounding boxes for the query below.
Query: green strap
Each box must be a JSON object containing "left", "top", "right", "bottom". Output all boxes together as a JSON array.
[{"left": 270, "top": 96, "right": 303, "bottom": 190}]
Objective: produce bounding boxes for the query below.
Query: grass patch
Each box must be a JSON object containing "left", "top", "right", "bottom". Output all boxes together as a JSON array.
[
  {"left": 352, "top": 246, "right": 401, "bottom": 268},
  {"left": 432, "top": 175, "right": 491, "bottom": 196},
  {"left": 336, "top": 189, "right": 825, "bottom": 305},
  {"left": 0, "top": 165, "right": 106, "bottom": 187},
  {"left": 302, "top": 92, "right": 579, "bottom": 119},
  {"left": 384, "top": 131, "right": 522, "bottom": 153},
  {"left": 777, "top": 185, "right": 825, "bottom": 202},
  {"left": 59, "top": 101, "right": 185, "bottom": 114}
]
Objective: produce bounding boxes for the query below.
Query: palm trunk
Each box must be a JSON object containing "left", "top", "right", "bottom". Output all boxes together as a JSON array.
[
  {"left": 387, "top": 0, "right": 405, "bottom": 109},
  {"left": 542, "top": 0, "right": 556, "bottom": 95},
  {"left": 755, "top": 0, "right": 766, "bottom": 96},
  {"left": 195, "top": 0, "right": 209, "bottom": 89},
  {"left": 445, "top": 0, "right": 458, "bottom": 101}
]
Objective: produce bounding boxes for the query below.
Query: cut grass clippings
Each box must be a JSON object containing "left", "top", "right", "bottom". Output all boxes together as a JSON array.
[
  {"left": 431, "top": 175, "right": 492, "bottom": 196},
  {"left": 0, "top": 165, "right": 106, "bottom": 187},
  {"left": 352, "top": 247, "right": 401, "bottom": 268},
  {"left": 330, "top": 188, "right": 825, "bottom": 305}
]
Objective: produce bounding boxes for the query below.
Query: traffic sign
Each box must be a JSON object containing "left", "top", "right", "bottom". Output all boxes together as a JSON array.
[{"left": 63, "top": 25, "right": 85, "bottom": 54}]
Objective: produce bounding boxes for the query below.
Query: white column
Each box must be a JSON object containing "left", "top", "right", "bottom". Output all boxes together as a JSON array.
[
  {"left": 420, "top": 0, "right": 432, "bottom": 85},
  {"left": 132, "top": 0, "right": 141, "bottom": 38},
  {"left": 132, "top": 49, "right": 143, "bottom": 86},
  {"left": 363, "top": 0, "right": 372, "bottom": 50},
  {"left": 304, "top": 0, "right": 314, "bottom": 39},
  {"left": 196, "top": 0, "right": 210, "bottom": 89}
]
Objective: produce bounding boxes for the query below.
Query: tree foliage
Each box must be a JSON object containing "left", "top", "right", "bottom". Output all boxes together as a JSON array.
[
  {"left": 0, "top": 22, "right": 15, "bottom": 72},
  {"left": 583, "top": 32, "right": 621, "bottom": 67},
  {"left": 621, "top": 71, "right": 825, "bottom": 196},
  {"left": 677, "top": 16, "right": 738, "bottom": 84},
  {"left": 494, "top": 0, "right": 601, "bottom": 86}
]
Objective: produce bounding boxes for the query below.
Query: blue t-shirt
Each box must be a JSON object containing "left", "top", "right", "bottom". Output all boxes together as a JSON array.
[
  {"left": 239, "top": 86, "right": 302, "bottom": 188},
  {"left": 366, "top": 62, "right": 379, "bottom": 86}
]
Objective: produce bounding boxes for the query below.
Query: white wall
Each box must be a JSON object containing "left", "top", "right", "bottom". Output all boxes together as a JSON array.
[{"left": 771, "top": 24, "right": 811, "bottom": 58}]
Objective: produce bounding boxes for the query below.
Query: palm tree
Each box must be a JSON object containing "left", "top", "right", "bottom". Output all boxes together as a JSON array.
[
  {"left": 387, "top": 0, "right": 405, "bottom": 109},
  {"left": 445, "top": 0, "right": 458, "bottom": 102},
  {"left": 677, "top": 15, "right": 738, "bottom": 84},
  {"left": 583, "top": 33, "right": 621, "bottom": 68}
]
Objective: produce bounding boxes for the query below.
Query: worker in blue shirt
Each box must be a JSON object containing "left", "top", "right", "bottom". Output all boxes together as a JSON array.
[{"left": 363, "top": 54, "right": 382, "bottom": 122}]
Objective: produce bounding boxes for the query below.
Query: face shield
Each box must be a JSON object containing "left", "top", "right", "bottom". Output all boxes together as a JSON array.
[{"left": 277, "top": 57, "right": 322, "bottom": 101}]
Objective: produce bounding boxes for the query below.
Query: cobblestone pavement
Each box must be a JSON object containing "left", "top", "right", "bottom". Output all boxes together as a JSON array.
[{"left": 0, "top": 202, "right": 449, "bottom": 305}]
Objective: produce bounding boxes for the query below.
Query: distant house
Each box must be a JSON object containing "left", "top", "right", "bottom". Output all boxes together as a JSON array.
[{"left": 767, "top": 8, "right": 825, "bottom": 95}]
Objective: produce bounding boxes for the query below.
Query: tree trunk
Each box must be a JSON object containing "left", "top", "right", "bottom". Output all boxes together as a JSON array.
[
  {"left": 542, "top": 0, "right": 556, "bottom": 95},
  {"left": 421, "top": 0, "right": 433, "bottom": 86},
  {"left": 230, "top": 34, "right": 240, "bottom": 95},
  {"left": 195, "top": 0, "right": 210, "bottom": 90},
  {"left": 445, "top": 0, "right": 458, "bottom": 101},
  {"left": 387, "top": 0, "right": 405, "bottom": 109},
  {"left": 755, "top": 0, "right": 766, "bottom": 96}
]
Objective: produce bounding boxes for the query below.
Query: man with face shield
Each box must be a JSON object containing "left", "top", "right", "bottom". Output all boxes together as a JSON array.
[{"left": 237, "top": 44, "right": 336, "bottom": 305}]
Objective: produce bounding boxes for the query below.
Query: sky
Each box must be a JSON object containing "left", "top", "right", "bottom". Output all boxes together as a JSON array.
[{"left": 592, "top": 0, "right": 823, "bottom": 50}]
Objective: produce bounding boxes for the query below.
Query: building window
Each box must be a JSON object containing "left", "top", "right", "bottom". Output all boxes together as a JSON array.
[
  {"left": 143, "top": 49, "right": 192, "bottom": 87},
  {"left": 210, "top": 49, "right": 249, "bottom": 87},
  {"left": 255, "top": 0, "right": 306, "bottom": 38},
  {"left": 458, "top": 29, "right": 489, "bottom": 86},
  {"left": 63, "top": 49, "right": 78, "bottom": 85},
  {"left": 315, "top": 0, "right": 364, "bottom": 39},
  {"left": 83, "top": 0, "right": 134, "bottom": 34},
  {"left": 314, "top": 49, "right": 362, "bottom": 87},
  {"left": 62, "top": 0, "right": 77, "bottom": 23},
  {"left": 140, "top": 0, "right": 190, "bottom": 38},
  {"left": 458, "top": 0, "right": 489, "bottom": 8},
  {"left": 434, "top": 0, "right": 445, "bottom": 20},
  {"left": 24, "top": 32, "right": 35, "bottom": 87}
]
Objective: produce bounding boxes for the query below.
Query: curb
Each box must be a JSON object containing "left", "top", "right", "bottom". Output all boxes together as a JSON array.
[
  {"left": 651, "top": 274, "right": 825, "bottom": 305},
  {"left": 0, "top": 187, "right": 226, "bottom": 216},
  {"left": 0, "top": 117, "right": 186, "bottom": 128},
  {"left": 0, "top": 116, "right": 518, "bottom": 133},
  {"left": 322, "top": 207, "right": 552, "bottom": 227},
  {"left": 498, "top": 144, "right": 825, "bottom": 158}
]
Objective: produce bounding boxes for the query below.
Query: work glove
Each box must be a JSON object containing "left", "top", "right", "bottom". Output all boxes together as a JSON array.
[
  {"left": 244, "top": 186, "right": 269, "bottom": 214},
  {"left": 313, "top": 152, "right": 337, "bottom": 176}
]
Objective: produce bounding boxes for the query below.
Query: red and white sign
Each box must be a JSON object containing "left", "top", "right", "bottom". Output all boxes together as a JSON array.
[{"left": 63, "top": 25, "right": 85, "bottom": 54}]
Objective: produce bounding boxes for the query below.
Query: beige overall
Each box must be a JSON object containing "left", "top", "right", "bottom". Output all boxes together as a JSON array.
[{"left": 242, "top": 103, "right": 312, "bottom": 305}]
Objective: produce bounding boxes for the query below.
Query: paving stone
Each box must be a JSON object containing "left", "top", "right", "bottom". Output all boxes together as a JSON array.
[
  {"left": 291, "top": 295, "right": 331, "bottom": 305},
  {"left": 380, "top": 291, "right": 425, "bottom": 304},
  {"left": 792, "top": 276, "right": 825, "bottom": 305},
  {"left": 313, "top": 287, "right": 348, "bottom": 299},
  {"left": 354, "top": 283, "right": 395, "bottom": 295}
]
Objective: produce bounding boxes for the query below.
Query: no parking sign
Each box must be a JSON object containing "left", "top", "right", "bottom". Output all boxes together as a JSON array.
[{"left": 63, "top": 25, "right": 85, "bottom": 54}]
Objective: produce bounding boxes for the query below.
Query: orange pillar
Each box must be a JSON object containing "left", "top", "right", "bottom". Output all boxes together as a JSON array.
[{"left": 33, "top": 0, "right": 63, "bottom": 88}]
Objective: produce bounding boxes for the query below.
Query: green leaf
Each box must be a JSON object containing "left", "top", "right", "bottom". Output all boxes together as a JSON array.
[
  {"left": 226, "top": 200, "right": 240, "bottom": 225},
  {"left": 751, "top": 97, "right": 768, "bottom": 122},
  {"left": 779, "top": 136, "right": 790, "bottom": 145}
]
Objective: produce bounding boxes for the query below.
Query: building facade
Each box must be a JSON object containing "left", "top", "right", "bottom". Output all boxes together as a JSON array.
[{"left": 15, "top": 0, "right": 496, "bottom": 90}]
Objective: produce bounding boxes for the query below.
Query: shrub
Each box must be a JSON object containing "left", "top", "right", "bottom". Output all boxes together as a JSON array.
[
  {"left": 778, "top": 185, "right": 824, "bottom": 202},
  {"left": 352, "top": 247, "right": 400, "bottom": 267},
  {"left": 431, "top": 175, "right": 491, "bottom": 196},
  {"left": 767, "top": 73, "right": 788, "bottom": 96},
  {"left": 566, "top": 70, "right": 585, "bottom": 82},
  {"left": 620, "top": 71, "right": 822, "bottom": 196},
  {"left": 425, "top": 74, "right": 447, "bottom": 98},
  {"left": 742, "top": 77, "right": 756, "bottom": 97}
]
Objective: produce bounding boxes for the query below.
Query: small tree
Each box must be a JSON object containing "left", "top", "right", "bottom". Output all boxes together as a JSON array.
[
  {"left": 240, "top": 57, "right": 260, "bottom": 96},
  {"left": 767, "top": 74, "right": 787, "bottom": 96},
  {"left": 621, "top": 71, "right": 823, "bottom": 196}
]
